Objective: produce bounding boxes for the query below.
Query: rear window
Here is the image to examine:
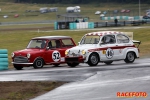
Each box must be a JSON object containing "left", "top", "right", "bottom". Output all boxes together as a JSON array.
[
  {"left": 117, "top": 34, "right": 129, "bottom": 43},
  {"left": 62, "top": 39, "right": 74, "bottom": 47}
]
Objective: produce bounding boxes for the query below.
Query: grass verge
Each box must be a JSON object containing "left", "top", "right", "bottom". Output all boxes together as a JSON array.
[{"left": 0, "top": 81, "right": 66, "bottom": 100}]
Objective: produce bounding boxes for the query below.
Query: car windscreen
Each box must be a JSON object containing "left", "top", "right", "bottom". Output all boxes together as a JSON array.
[
  {"left": 27, "top": 39, "right": 47, "bottom": 49},
  {"left": 80, "top": 35, "right": 100, "bottom": 44}
]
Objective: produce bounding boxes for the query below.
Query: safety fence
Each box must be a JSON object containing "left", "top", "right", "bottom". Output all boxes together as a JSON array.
[
  {"left": 54, "top": 22, "right": 94, "bottom": 30},
  {"left": 101, "top": 16, "right": 143, "bottom": 20},
  {"left": 0, "top": 49, "right": 8, "bottom": 70},
  {"left": 69, "top": 22, "right": 94, "bottom": 29},
  {"left": 94, "top": 20, "right": 148, "bottom": 28}
]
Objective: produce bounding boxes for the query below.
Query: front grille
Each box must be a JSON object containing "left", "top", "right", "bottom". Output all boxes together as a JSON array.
[
  {"left": 65, "top": 57, "right": 78, "bottom": 62},
  {"left": 14, "top": 56, "right": 28, "bottom": 63}
]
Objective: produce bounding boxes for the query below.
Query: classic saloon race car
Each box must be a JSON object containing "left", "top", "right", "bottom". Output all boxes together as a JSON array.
[
  {"left": 11, "top": 36, "right": 76, "bottom": 70},
  {"left": 65, "top": 31, "right": 141, "bottom": 67}
]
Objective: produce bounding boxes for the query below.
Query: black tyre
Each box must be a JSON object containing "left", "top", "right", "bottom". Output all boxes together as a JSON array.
[
  {"left": 104, "top": 61, "right": 113, "bottom": 65},
  {"left": 33, "top": 59, "right": 44, "bottom": 69},
  {"left": 124, "top": 52, "right": 135, "bottom": 63},
  {"left": 53, "top": 64, "right": 60, "bottom": 67},
  {"left": 87, "top": 53, "right": 99, "bottom": 66},
  {"left": 14, "top": 64, "right": 23, "bottom": 70},
  {"left": 67, "top": 62, "right": 79, "bottom": 67}
]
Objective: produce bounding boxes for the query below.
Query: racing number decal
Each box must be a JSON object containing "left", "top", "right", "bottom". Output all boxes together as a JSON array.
[
  {"left": 106, "top": 48, "right": 114, "bottom": 59},
  {"left": 52, "top": 51, "right": 61, "bottom": 62}
]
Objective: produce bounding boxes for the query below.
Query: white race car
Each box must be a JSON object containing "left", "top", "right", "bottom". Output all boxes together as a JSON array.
[{"left": 65, "top": 31, "right": 141, "bottom": 67}]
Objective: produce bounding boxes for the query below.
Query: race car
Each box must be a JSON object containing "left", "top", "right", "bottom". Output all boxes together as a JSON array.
[
  {"left": 11, "top": 36, "right": 76, "bottom": 70},
  {"left": 65, "top": 31, "right": 141, "bottom": 67}
]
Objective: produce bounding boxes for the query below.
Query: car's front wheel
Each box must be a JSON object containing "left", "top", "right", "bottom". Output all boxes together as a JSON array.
[
  {"left": 67, "top": 62, "right": 79, "bottom": 67},
  {"left": 14, "top": 64, "right": 23, "bottom": 70},
  {"left": 87, "top": 53, "right": 99, "bottom": 66},
  {"left": 124, "top": 52, "right": 135, "bottom": 63},
  {"left": 33, "top": 59, "right": 44, "bottom": 69}
]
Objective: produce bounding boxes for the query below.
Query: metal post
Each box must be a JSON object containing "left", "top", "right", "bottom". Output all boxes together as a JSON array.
[{"left": 139, "top": 0, "right": 141, "bottom": 17}]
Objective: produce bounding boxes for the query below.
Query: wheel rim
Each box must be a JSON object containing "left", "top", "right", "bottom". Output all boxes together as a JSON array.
[
  {"left": 127, "top": 52, "right": 134, "bottom": 61},
  {"left": 35, "top": 59, "right": 43, "bottom": 68},
  {"left": 90, "top": 54, "right": 98, "bottom": 64}
]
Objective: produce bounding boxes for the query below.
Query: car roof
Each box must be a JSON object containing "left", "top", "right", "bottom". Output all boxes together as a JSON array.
[
  {"left": 32, "top": 36, "right": 71, "bottom": 40},
  {"left": 86, "top": 31, "right": 124, "bottom": 36}
]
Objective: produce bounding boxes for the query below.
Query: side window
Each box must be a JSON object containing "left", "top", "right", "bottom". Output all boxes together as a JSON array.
[
  {"left": 48, "top": 40, "right": 62, "bottom": 48},
  {"left": 41, "top": 40, "right": 46, "bottom": 49},
  {"left": 61, "top": 39, "right": 74, "bottom": 47},
  {"left": 50, "top": 40, "right": 56, "bottom": 48},
  {"left": 117, "top": 34, "right": 129, "bottom": 43},
  {"left": 55, "top": 40, "right": 61, "bottom": 48},
  {"left": 101, "top": 35, "right": 116, "bottom": 44}
]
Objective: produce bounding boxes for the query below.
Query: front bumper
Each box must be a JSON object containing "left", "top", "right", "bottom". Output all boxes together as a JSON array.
[
  {"left": 65, "top": 56, "right": 85, "bottom": 63},
  {"left": 12, "top": 56, "right": 33, "bottom": 66},
  {"left": 12, "top": 62, "right": 33, "bottom": 65},
  {"left": 12, "top": 62, "right": 33, "bottom": 67}
]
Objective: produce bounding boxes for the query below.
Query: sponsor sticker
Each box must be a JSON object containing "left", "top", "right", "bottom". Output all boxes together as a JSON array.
[
  {"left": 60, "top": 57, "right": 65, "bottom": 62},
  {"left": 102, "top": 50, "right": 106, "bottom": 54}
]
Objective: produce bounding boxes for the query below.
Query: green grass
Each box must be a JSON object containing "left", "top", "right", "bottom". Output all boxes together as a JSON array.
[
  {"left": 0, "top": 81, "right": 65, "bottom": 100},
  {"left": 0, "top": 23, "right": 53, "bottom": 29}
]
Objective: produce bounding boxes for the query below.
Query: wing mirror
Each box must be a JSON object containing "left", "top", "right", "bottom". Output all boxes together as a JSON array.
[
  {"left": 78, "top": 42, "right": 80, "bottom": 45},
  {"left": 46, "top": 47, "right": 49, "bottom": 50},
  {"left": 100, "top": 42, "right": 105, "bottom": 45}
]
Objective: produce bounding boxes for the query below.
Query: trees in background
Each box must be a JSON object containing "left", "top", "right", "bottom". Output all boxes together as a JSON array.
[{"left": 12, "top": 0, "right": 150, "bottom": 4}]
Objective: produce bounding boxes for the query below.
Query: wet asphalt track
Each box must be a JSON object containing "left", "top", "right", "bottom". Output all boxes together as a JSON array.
[{"left": 0, "top": 58, "right": 150, "bottom": 100}]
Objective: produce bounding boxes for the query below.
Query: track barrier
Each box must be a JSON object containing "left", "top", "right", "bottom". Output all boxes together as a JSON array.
[{"left": 0, "top": 49, "right": 8, "bottom": 70}]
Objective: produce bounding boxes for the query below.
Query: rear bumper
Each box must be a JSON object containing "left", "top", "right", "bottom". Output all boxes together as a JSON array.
[{"left": 65, "top": 56, "right": 85, "bottom": 63}]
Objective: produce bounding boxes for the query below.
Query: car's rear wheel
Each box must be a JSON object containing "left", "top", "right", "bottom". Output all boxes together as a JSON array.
[
  {"left": 14, "top": 64, "right": 23, "bottom": 70},
  {"left": 87, "top": 53, "right": 99, "bottom": 66},
  {"left": 104, "top": 61, "right": 113, "bottom": 65},
  {"left": 124, "top": 52, "right": 135, "bottom": 63},
  {"left": 67, "top": 62, "right": 79, "bottom": 67},
  {"left": 33, "top": 59, "right": 44, "bottom": 69}
]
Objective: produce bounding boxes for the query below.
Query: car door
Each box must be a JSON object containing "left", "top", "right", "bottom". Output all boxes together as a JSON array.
[
  {"left": 45, "top": 39, "right": 75, "bottom": 63},
  {"left": 115, "top": 34, "right": 131, "bottom": 59},
  {"left": 100, "top": 35, "right": 119, "bottom": 61},
  {"left": 45, "top": 40, "right": 62, "bottom": 64},
  {"left": 58, "top": 39, "right": 76, "bottom": 62}
]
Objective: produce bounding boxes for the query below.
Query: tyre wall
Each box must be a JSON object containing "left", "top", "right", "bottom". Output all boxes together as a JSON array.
[{"left": 0, "top": 49, "right": 8, "bottom": 70}]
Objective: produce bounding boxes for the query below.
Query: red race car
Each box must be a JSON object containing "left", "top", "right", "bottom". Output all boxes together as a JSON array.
[{"left": 11, "top": 36, "right": 76, "bottom": 70}]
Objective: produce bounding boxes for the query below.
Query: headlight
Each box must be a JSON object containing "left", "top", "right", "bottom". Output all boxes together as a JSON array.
[
  {"left": 65, "top": 50, "right": 68, "bottom": 55},
  {"left": 82, "top": 50, "right": 86, "bottom": 55},
  {"left": 27, "top": 53, "right": 31, "bottom": 58},
  {"left": 11, "top": 53, "right": 15, "bottom": 57}
]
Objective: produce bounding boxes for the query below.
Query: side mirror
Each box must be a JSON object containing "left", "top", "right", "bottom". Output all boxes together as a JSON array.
[
  {"left": 78, "top": 42, "right": 80, "bottom": 45},
  {"left": 100, "top": 42, "right": 105, "bottom": 45},
  {"left": 46, "top": 47, "right": 49, "bottom": 50}
]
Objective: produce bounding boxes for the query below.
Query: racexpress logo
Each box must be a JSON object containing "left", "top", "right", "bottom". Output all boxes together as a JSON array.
[{"left": 117, "top": 92, "right": 148, "bottom": 98}]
